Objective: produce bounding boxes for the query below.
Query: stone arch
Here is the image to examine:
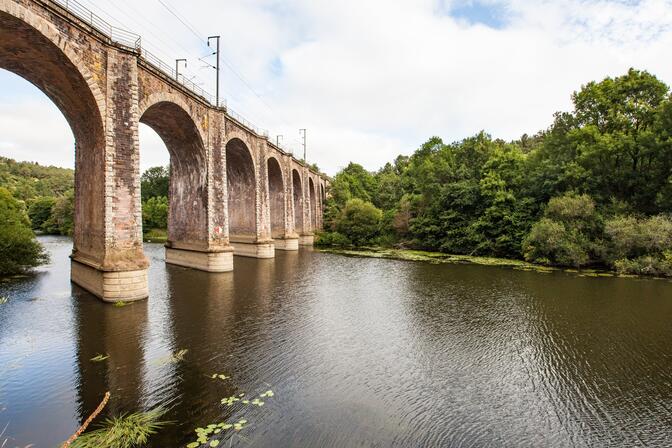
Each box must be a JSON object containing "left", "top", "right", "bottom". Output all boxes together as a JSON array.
[
  {"left": 267, "top": 156, "right": 285, "bottom": 238},
  {"left": 139, "top": 101, "right": 208, "bottom": 246},
  {"left": 138, "top": 92, "right": 207, "bottom": 146},
  {"left": 226, "top": 138, "right": 257, "bottom": 239},
  {"left": 0, "top": 3, "right": 107, "bottom": 258},
  {"left": 309, "top": 177, "right": 317, "bottom": 231},
  {"left": 320, "top": 182, "right": 326, "bottom": 230},
  {"left": 292, "top": 169, "right": 303, "bottom": 234}
]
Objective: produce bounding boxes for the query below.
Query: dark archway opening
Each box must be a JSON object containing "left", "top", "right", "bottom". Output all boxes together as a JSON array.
[
  {"left": 226, "top": 139, "right": 256, "bottom": 239},
  {"left": 292, "top": 169, "right": 303, "bottom": 234},
  {"left": 140, "top": 101, "right": 208, "bottom": 248},
  {"left": 267, "top": 157, "right": 285, "bottom": 238},
  {"left": 309, "top": 177, "right": 317, "bottom": 231}
]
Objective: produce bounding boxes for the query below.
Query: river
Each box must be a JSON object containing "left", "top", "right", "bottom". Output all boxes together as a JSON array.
[{"left": 0, "top": 236, "right": 671, "bottom": 447}]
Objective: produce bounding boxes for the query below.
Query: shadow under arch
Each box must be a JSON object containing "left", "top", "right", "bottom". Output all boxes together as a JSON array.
[
  {"left": 226, "top": 138, "right": 257, "bottom": 240},
  {"left": 292, "top": 169, "right": 304, "bottom": 234},
  {"left": 267, "top": 156, "right": 285, "bottom": 238},
  {"left": 0, "top": 7, "right": 106, "bottom": 260},
  {"left": 139, "top": 101, "right": 208, "bottom": 248}
]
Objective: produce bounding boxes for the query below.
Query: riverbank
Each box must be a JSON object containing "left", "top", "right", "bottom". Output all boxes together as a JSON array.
[
  {"left": 316, "top": 246, "right": 670, "bottom": 280},
  {"left": 143, "top": 228, "right": 168, "bottom": 243}
]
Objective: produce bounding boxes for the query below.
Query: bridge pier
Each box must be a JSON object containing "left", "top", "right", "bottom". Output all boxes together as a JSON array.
[
  {"left": 273, "top": 236, "right": 299, "bottom": 251},
  {"left": 230, "top": 237, "right": 275, "bottom": 258},
  {"left": 165, "top": 247, "right": 234, "bottom": 272},
  {"left": 71, "top": 259, "right": 149, "bottom": 303},
  {"left": 299, "top": 234, "right": 315, "bottom": 246}
]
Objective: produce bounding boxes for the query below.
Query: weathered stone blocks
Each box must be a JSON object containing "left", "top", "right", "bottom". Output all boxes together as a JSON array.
[
  {"left": 165, "top": 247, "right": 234, "bottom": 272},
  {"left": 71, "top": 259, "right": 149, "bottom": 302},
  {"left": 273, "top": 237, "right": 299, "bottom": 251}
]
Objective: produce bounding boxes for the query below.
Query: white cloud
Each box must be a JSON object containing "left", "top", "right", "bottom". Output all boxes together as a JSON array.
[
  {"left": 1, "top": 0, "right": 672, "bottom": 175},
  {"left": 0, "top": 95, "right": 74, "bottom": 167}
]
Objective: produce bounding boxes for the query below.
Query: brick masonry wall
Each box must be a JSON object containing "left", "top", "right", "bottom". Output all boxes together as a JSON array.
[{"left": 2, "top": 0, "right": 327, "bottom": 270}]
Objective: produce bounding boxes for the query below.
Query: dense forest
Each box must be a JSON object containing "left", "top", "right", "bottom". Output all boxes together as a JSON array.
[
  {"left": 319, "top": 69, "right": 672, "bottom": 277},
  {"left": 0, "top": 156, "right": 75, "bottom": 236},
  {"left": 0, "top": 157, "right": 169, "bottom": 274},
  {"left": 0, "top": 156, "right": 170, "bottom": 238}
]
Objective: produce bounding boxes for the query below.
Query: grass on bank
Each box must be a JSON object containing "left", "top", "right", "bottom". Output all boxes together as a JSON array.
[
  {"left": 316, "top": 245, "right": 669, "bottom": 279},
  {"left": 143, "top": 228, "right": 167, "bottom": 243}
]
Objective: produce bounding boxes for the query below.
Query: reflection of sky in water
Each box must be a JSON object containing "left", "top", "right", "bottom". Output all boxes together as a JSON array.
[
  {"left": 1, "top": 236, "right": 672, "bottom": 447},
  {"left": 0, "top": 237, "right": 79, "bottom": 442}
]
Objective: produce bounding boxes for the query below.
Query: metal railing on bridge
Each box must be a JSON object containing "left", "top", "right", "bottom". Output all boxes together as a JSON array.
[{"left": 47, "top": 0, "right": 270, "bottom": 138}]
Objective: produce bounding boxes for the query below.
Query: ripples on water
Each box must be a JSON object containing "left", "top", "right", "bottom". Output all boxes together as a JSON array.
[{"left": 0, "top": 236, "right": 671, "bottom": 447}]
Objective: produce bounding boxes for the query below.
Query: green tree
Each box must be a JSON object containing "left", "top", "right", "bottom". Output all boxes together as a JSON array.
[
  {"left": 43, "top": 190, "right": 75, "bottom": 236},
  {"left": 0, "top": 156, "right": 73, "bottom": 201},
  {"left": 0, "top": 187, "right": 49, "bottom": 275},
  {"left": 141, "top": 166, "right": 169, "bottom": 202},
  {"left": 528, "top": 69, "right": 671, "bottom": 213},
  {"left": 523, "top": 194, "right": 598, "bottom": 267},
  {"left": 28, "top": 196, "right": 56, "bottom": 230},
  {"left": 602, "top": 214, "right": 672, "bottom": 276},
  {"left": 335, "top": 198, "right": 382, "bottom": 246},
  {"left": 142, "top": 196, "right": 168, "bottom": 230}
]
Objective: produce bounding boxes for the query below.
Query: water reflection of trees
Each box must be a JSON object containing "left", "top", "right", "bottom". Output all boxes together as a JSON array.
[
  {"left": 403, "top": 263, "right": 672, "bottom": 446},
  {"left": 513, "top": 273, "right": 672, "bottom": 446}
]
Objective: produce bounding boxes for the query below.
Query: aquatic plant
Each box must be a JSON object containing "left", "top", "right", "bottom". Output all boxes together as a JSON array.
[
  {"left": 69, "top": 408, "right": 169, "bottom": 448},
  {"left": 220, "top": 393, "right": 244, "bottom": 406},
  {"left": 0, "top": 296, "right": 7, "bottom": 305},
  {"left": 90, "top": 354, "right": 109, "bottom": 362},
  {"left": 191, "top": 385, "right": 275, "bottom": 446},
  {"left": 152, "top": 348, "right": 188, "bottom": 366},
  {"left": 210, "top": 373, "right": 229, "bottom": 381},
  {"left": 187, "top": 419, "right": 249, "bottom": 447}
]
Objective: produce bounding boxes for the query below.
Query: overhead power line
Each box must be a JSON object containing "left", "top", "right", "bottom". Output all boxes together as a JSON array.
[{"left": 154, "top": 0, "right": 295, "bottom": 129}]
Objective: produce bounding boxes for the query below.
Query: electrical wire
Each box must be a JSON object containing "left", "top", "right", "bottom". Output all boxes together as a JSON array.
[
  {"left": 154, "top": 0, "right": 296, "bottom": 129},
  {"left": 83, "top": 0, "right": 307, "bottom": 152}
]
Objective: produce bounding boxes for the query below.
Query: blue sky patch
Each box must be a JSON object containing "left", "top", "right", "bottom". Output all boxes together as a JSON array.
[
  {"left": 269, "top": 57, "right": 283, "bottom": 77},
  {"left": 440, "top": 1, "right": 510, "bottom": 29}
]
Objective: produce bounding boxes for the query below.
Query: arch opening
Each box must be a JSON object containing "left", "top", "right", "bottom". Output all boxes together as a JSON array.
[
  {"left": 226, "top": 139, "right": 256, "bottom": 239},
  {"left": 139, "top": 101, "right": 208, "bottom": 247},
  {"left": 320, "top": 183, "right": 326, "bottom": 230},
  {"left": 0, "top": 9, "right": 106, "bottom": 259},
  {"left": 309, "top": 177, "right": 317, "bottom": 231},
  {"left": 267, "top": 157, "right": 285, "bottom": 238},
  {"left": 292, "top": 169, "right": 303, "bottom": 234}
]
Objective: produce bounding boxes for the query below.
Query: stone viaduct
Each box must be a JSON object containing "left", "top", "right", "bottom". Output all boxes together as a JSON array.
[{"left": 0, "top": 0, "right": 328, "bottom": 301}]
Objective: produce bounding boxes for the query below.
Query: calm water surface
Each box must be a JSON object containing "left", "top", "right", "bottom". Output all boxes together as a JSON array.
[{"left": 1, "top": 236, "right": 671, "bottom": 447}]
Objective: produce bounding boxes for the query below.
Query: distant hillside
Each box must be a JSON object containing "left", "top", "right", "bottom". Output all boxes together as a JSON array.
[{"left": 0, "top": 156, "right": 73, "bottom": 202}]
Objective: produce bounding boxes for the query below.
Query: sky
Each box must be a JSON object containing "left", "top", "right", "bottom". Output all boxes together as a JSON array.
[{"left": 1, "top": 0, "right": 672, "bottom": 175}]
